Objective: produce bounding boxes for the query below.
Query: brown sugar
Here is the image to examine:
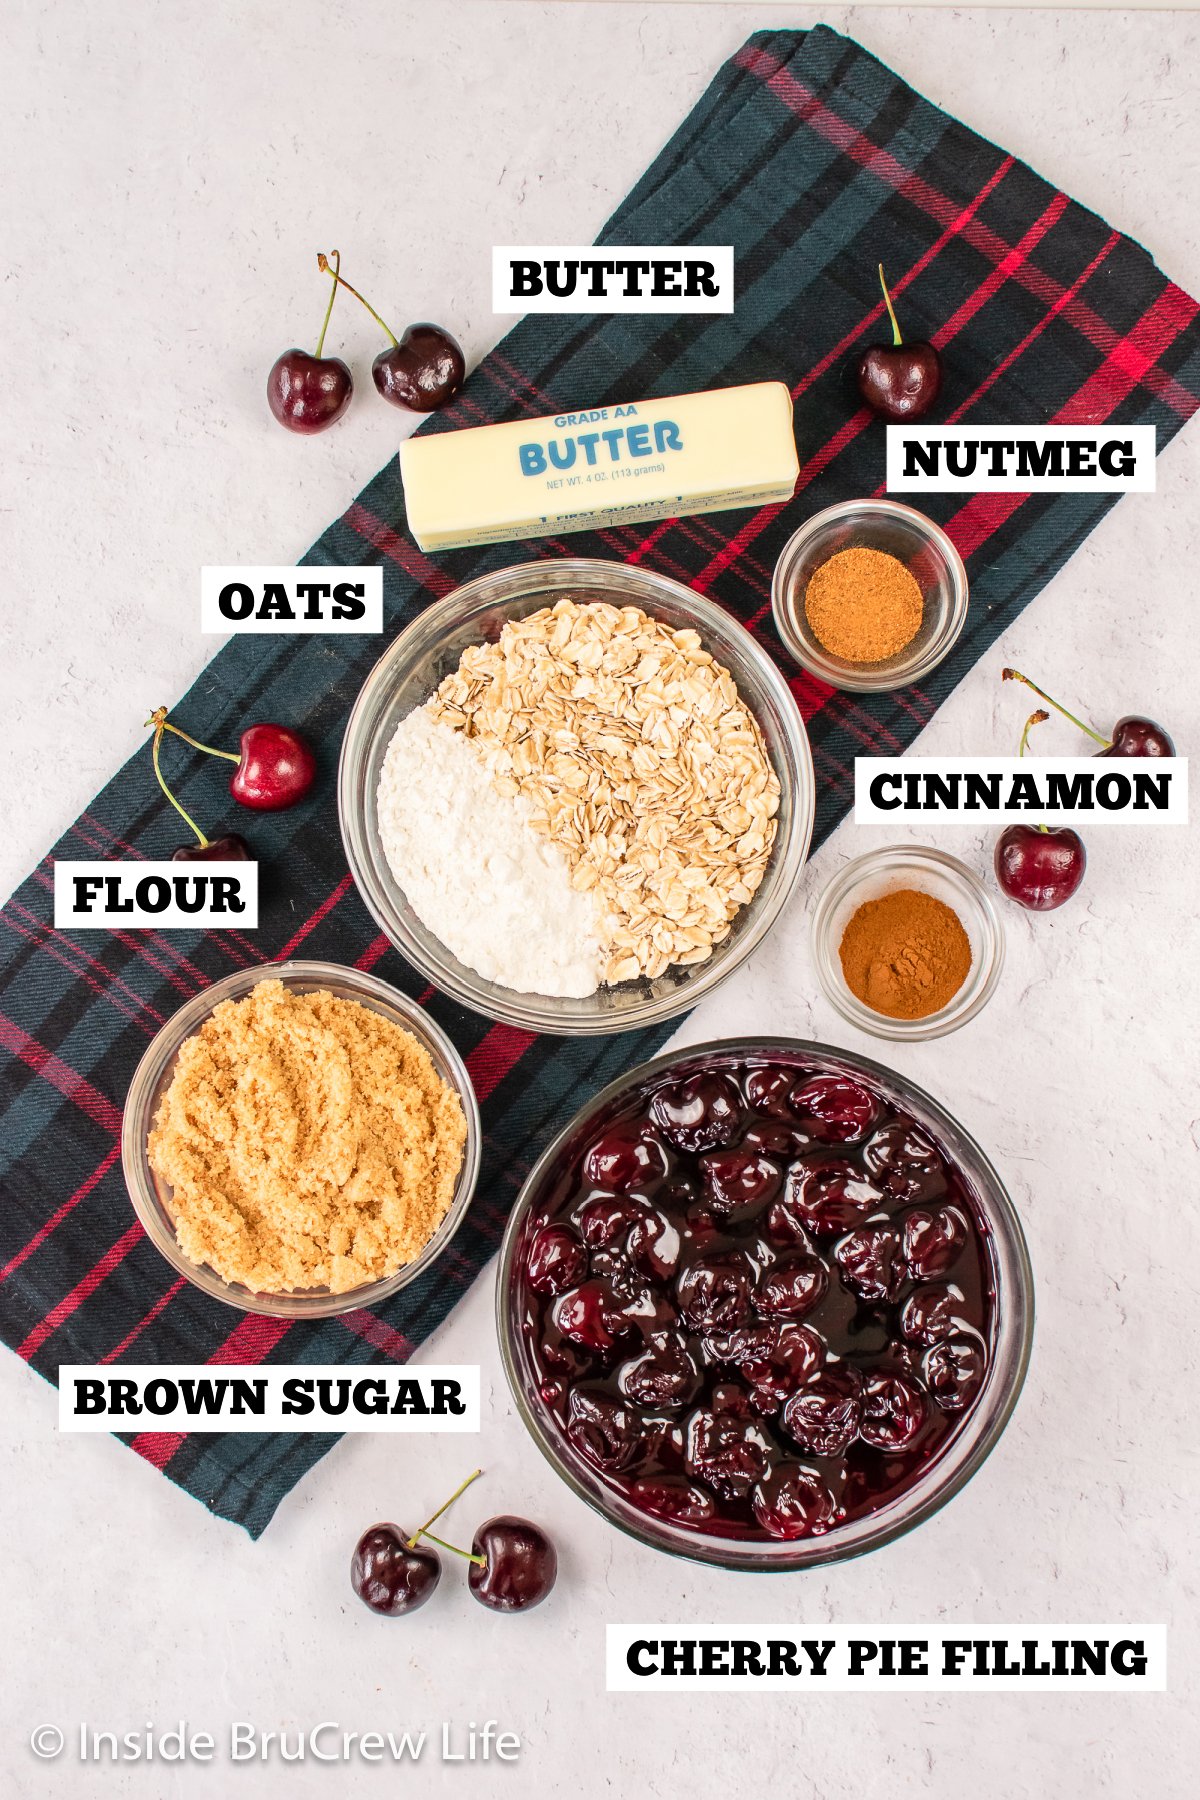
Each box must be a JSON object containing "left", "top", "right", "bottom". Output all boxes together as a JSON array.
[
  {"left": 147, "top": 979, "right": 467, "bottom": 1294},
  {"left": 838, "top": 887, "right": 972, "bottom": 1020},
  {"left": 804, "top": 546, "right": 924, "bottom": 663}
]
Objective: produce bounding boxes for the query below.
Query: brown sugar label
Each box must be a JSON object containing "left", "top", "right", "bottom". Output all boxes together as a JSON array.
[{"left": 59, "top": 1365, "right": 480, "bottom": 1432}]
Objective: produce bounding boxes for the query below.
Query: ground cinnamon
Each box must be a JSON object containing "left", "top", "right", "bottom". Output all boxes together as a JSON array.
[
  {"left": 838, "top": 887, "right": 971, "bottom": 1020},
  {"left": 804, "top": 545, "right": 923, "bottom": 663}
]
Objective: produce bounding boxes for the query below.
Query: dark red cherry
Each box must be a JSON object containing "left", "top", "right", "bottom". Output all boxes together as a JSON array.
[
  {"left": 863, "top": 1122, "right": 946, "bottom": 1202},
  {"left": 900, "top": 1284, "right": 966, "bottom": 1345},
  {"left": 857, "top": 341, "right": 941, "bottom": 421},
  {"left": 744, "top": 1066, "right": 795, "bottom": 1117},
  {"left": 782, "top": 1160, "right": 885, "bottom": 1236},
  {"left": 469, "top": 1516, "right": 557, "bottom": 1614},
  {"left": 790, "top": 1076, "right": 879, "bottom": 1144},
  {"left": 629, "top": 1476, "right": 716, "bottom": 1526},
  {"left": 676, "top": 1253, "right": 754, "bottom": 1333},
  {"left": 526, "top": 1225, "right": 588, "bottom": 1296},
  {"left": 315, "top": 254, "right": 464, "bottom": 413},
  {"left": 755, "top": 1254, "right": 829, "bottom": 1320},
  {"left": 566, "top": 1388, "right": 651, "bottom": 1473},
  {"left": 994, "top": 824, "right": 1085, "bottom": 911},
  {"left": 373, "top": 324, "right": 465, "bottom": 413},
  {"left": 902, "top": 1206, "right": 968, "bottom": 1281},
  {"left": 578, "top": 1196, "right": 644, "bottom": 1247},
  {"left": 172, "top": 833, "right": 252, "bottom": 862},
  {"left": 1101, "top": 715, "right": 1175, "bottom": 758},
  {"left": 709, "top": 1380, "right": 753, "bottom": 1416},
  {"left": 725, "top": 1322, "right": 823, "bottom": 1408},
  {"left": 699, "top": 1148, "right": 783, "bottom": 1220},
  {"left": 856, "top": 264, "right": 941, "bottom": 421},
  {"left": 781, "top": 1366, "right": 863, "bottom": 1459},
  {"left": 627, "top": 1209, "right": 681, "bottom": 1282},
  {"left": 1001, "top": 671, "right": 1174, "bottom": 762},
  {"left": 923, "top": 1336, "right": 986, "bottom": 1412},
  {"left": 859, "top": 1368, "right": 927, "bottom": 1449},
  {"left": 230, "top": 723, "right": 317, "bottom": 811},
  {"left": 650, "top": 1072, "right": 743, "bottom": 1152},
  {"left": 582, "top": 1125, "right": 667, "bottom": 1193},
  {"left": 742, "top": 1121, "right": 803, "bottom": 1157},
  {"left": 617, "top": 1333, "right": 701, "bottom": 1410},
  {"left": 685, "top": 1408, "right": 774, "bottom": 1500},
  {"left": 752, "top": 1463, "right": 840, "bottom": 1540},
  {"left": 351, "top": 1524, "right": 440, "bottom": 1616},
  {"left": 835, "top": 1225, "right": 904, "bottom": 1303},
  {"left": 267, "top": 348, "right": 353, "bottom": 434},
  {"left": 552, "top": 1279, "right": 630, "bottom": 1356},
  {"left": 764, "top": 1191, "right": 817, "bottom": 1249}
]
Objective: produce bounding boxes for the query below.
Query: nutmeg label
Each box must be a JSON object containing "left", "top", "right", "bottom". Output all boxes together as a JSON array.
[{"left": 886, "top": 424, "right": 1156, "bottom": 492}]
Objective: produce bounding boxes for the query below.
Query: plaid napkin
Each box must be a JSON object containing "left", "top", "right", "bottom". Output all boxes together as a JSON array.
[{"left": 2, "top": 26, "right": 1197, "bottom": 1536}]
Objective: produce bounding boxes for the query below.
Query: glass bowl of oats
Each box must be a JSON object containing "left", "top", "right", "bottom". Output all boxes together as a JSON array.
[
  {"left": 121, "top": 960, "right": 481, "bottom": 1318},
  {"left": 338, "top": 558, "right": 815, "bottom": 1034}
]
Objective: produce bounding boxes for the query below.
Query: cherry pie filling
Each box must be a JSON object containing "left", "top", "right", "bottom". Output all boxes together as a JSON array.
[{"left": 515, "top": 1054, "right": 995, "bottom": 1542}]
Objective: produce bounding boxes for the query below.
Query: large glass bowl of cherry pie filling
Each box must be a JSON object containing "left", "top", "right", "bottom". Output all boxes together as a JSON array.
[{"left": 497, "top": 1040, "right": 1033, "bottom": 1571}]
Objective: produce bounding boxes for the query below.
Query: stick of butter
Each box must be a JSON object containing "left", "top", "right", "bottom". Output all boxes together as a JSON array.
[{"left": 399, "top": 381, "right": 798, "bottom": 553}]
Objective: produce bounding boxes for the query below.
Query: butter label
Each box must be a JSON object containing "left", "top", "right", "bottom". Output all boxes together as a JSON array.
[{"left": 399, "top": 382, "right": 798, "bottom": 553}]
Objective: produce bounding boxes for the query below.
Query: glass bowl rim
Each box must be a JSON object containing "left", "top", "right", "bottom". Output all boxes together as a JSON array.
[
  {"left": 337, "top": 555, "right": 816, "bottom": 1036},
  {"left": 771, "top": 498, "right": 970, "bottom": 693},
  {"left": 121, "top": 957, "right": 482, "bottom": 1319},
  {"left": 810, "top": 845, "right": 1006, "bottom": 1042},
  {"left": 495, "top": 1033, "right": 1034, "bottom": 1572}
]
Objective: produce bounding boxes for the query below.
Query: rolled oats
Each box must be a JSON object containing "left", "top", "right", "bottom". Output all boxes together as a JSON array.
[{"left": 429, "top": 599, "right": 780, "bottom": 985}]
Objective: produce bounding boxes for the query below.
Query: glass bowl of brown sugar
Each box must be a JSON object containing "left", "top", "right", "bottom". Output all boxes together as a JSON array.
[
  {"left": 810, "top": 846, "right": 1004, "bottom": 1041},
  {"left": 772, "top": 500, "right": 968, "bottom": 692}
]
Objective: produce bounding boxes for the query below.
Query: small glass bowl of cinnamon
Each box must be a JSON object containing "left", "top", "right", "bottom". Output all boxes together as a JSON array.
[
  {"left": 810, "top": 845, "right": 1004, "bottom": 1041},
  {"left": 772, "top": 499, "right": 969, "bottom": 692}
]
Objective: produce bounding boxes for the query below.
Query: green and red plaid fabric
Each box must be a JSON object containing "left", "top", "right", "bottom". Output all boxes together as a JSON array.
[{"left": 2, "top": 26, "right": 1197, "bottom": 1535}]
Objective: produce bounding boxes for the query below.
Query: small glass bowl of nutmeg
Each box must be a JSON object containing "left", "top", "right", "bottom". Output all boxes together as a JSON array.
[
  {"left": 772, "top": 499, "right": 968, "bottom": 692},
  {"left": 810, "top": 845, "right": 1004, "bottom": 1041}
]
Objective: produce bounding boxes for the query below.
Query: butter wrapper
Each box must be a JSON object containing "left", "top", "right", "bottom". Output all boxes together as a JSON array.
[{"left": 399, "top": 381, "right": 798, "bottom": 553}]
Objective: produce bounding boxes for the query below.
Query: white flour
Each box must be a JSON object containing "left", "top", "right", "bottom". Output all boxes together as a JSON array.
[{"left": 377, "top": 704, "right": 604, "bottom": 998}]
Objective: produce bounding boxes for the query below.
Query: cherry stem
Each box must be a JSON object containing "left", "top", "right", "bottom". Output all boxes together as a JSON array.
[
  {"left": 317, "top": 253, "right": 398, "bottom": 347},
  {"left": 1018, "top": 708, "right": 1049, "bottom": 759},
  {"left": 406, "top": 1468, "right": 483, "bottom": 1550},
  {"left": 146, "top": 706, "right": 239, "bottom": 765},
  {"left": 150, "top": 724, "right": 208, "bottom": 847},
  {"left": 1002, "top": 668, "right": 1110, "bottom": 747},
  {"left": 878, "top": 263, "right": 902, "bottom": 347},
  {"left": 418, "top": 1530, "right": 486, "bottom": 1569},
  {"left": 1017, "top": 709, "right": 1053, "bottom": 833},
  {"left": 314, "top": 248, "right": 340, "bottom": 359}
]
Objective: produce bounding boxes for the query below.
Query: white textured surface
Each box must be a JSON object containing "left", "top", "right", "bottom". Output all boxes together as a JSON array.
[{"left": 2, "top": 4, "right": 1198, "bottom": 1797}]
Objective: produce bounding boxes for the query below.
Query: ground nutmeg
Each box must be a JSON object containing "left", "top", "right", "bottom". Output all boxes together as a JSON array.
[
  {"left": 804, "top": 545, "right": 923, "bottom": 663},
  {"left": 838, "top": 887, "right": 972, "bottom": 1020}
]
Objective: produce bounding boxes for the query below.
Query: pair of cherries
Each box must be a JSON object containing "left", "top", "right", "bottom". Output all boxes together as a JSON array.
[
  {"left": 995, "top": 669, "right": 1175, "bottom": 911},
  {"left": 268, "top": 251, "right": 464, "bottom": 435},
  {"left": 147, "top": 707, "right": 316, "bottom": 861},
  {"left": 352, "top": 1471, "right": 557, "bottom": 1617}
]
